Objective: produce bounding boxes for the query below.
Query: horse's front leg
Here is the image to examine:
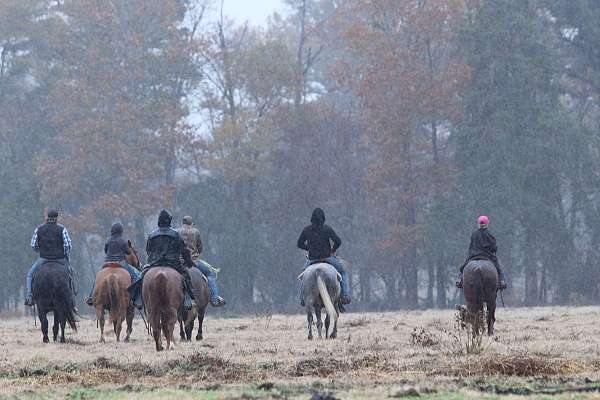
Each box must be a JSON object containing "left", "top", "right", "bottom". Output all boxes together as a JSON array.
[{"left": 124, "top": 306, "right": 133, "bottom": 342}]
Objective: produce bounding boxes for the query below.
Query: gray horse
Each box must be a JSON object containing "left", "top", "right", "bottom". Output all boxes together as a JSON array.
[
  {"left": 463, "top": 259, "right": 498, "bottom": 336},
  {"left": 178, "top": 267, "right": 210, "bottom": 341},
  {"left": 300, "top": 263, "right": 341, "bottom": 340}
]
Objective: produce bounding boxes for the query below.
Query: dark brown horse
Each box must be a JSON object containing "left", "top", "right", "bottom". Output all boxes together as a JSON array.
[
  {"left": 32, "top": 261, "right": 77, "bottom": 343},
  {"left": 179, "top": 267, "right": 210, "bottom": 341},
  {"left": 92, "top": 265, "right": 134, "bottom": 343},
  {"left": 142, "top": 267, "right": 183, "bottom": 351},
  {"left": 463, "top": 259, "right": 498, "bottom": 336}
]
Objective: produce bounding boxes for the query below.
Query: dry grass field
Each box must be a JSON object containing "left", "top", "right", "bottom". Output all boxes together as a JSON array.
[{"left": 2, "top": 306, "right": 600, "bottom": 399}]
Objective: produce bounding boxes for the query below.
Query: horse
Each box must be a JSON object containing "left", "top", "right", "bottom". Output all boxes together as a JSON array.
[
  {"left": 463, "top": 259, "right": 498, "bottom": 336},
  {"left": 300, "top": 263, "right": 341, "bottom": 340},
  {"left": 92, "top": 265, "right": 134, "bottom": 343},
  {"left": 32, "top": 261, "right": 77, "bottom": 343},
  {"left": 142, "top": 267, "right": 183, "bottom": 351},
  {"left": 178, "top": 266, "right": 210, "bottom": 341},
  {"left": 125, "top": 240, "right": 141, "bottom": 270}
]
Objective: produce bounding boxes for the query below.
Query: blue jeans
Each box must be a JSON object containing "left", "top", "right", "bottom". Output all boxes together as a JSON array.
[
  {"left": 26, "top": 257, "right": 71, "bottom": 298},
  {"left": 88, "top": 262, "right": 140, "bottom": 298},
  {"left": 195, "top": 260, "right": 220, "bottom": 302},
  {"left": 302, "top": 256, "right": 350, "bottom": 298}
]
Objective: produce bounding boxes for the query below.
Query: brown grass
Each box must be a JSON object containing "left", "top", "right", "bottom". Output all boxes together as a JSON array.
[{"left": 2, "top": 306, "right": 600, "bottom": 397}]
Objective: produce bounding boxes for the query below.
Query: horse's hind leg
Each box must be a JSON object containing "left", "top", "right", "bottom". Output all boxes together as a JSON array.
[
  {"left": 315, "top": 307, "right": 323, "bottom": 339},
  {"left": 59, "top": 318, "right": 66, "bottom": 343},
  {"left": 330, "top": 305, "right": 339, "bottom": 339},
  {"left": 179, "top": 319, "right": 186, "bottom": 341},
  {"left": 324, "top": 314, "right": 330, "bottom": 339},
  {"left": 114, "top": 318, "right": 122, "bottom": 342},
  {"left": 196, "top": 309, "right": 204, "bottom": 341},
  {"left": 149, "top": 311, "right": 163, "bottom": 351},
  {"left": 97, "top": 306, "right": 106, "bottom": 343},
  {"left": 39, "top": 312, "right": 49, "bottom": 343},
  {"left": 487, "top": 300, "right": 496, "bottom": 336},
  {"left": 306, "top": 307, "right": 314, "bottom": 340},
  {"left": 124, "top": 306, "right": 133, "bottom": 343},
  {"left": 52, "top": 313, "right": 60, "bottom": 342}
]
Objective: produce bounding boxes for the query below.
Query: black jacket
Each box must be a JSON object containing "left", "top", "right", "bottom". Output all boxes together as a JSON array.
[
  {"left": 37, "top": 222, "right": 66, "bottom": 260},
  {"left": 297, "top": 208, "right": 342, "bottom": 260},
  {"left": 467, "top": 227, "right": 498, "bottom": 262},
  {"left": 146, "top": 227, "right": 193, "bottom": 269},
  {"left": 104, "top": 223, "right": 131, "bottom": 262}
]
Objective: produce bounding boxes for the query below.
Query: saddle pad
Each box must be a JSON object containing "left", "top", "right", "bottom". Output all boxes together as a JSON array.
[{"left": 102, "top": 262, "right": 122, "bottom": 269}]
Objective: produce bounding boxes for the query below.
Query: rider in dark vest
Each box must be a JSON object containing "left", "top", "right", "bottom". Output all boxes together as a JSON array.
[
  {"left": 127, "top": 209, "right": 196, "bottom": 309},
  {"left": 297, "top": 208, "right": 351, "bottom": 306},
  {"left": 25, "top": 209, "right": 74, "bottom": 306},
  {"left": 456, "top": 215, "right": 507, "bottom": 290},
  {"left": 84, "top": 222, "right": 141, "bottom": 306}
]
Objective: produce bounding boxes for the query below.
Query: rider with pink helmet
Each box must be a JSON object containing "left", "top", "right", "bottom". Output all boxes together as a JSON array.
[{"left": 456, "top": 215, "right": 507, "bottom": 290}]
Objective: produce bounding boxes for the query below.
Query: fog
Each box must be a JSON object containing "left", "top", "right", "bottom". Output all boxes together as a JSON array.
[{"left": 0, "top": 0, "right": 598, "bottom": 313}]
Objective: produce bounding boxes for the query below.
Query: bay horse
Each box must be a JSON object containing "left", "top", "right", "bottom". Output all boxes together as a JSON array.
[
  {"left": 32, "top": 261, "right": 77, "bottom": 343},
  {"left": 125, "top": 240, "right": 141, "bottom": 269},
  {"left": 299, "top": 263, "right": 341, "bottom": 340},
  {"left": 143, "top": 267, "right": 183, "bottom": 351},
  {"left": 179, "top": 266, "right": 210, "bottom": 341},
  {"left": 463, "top": 259, "right": 498, "bottom": 336}
]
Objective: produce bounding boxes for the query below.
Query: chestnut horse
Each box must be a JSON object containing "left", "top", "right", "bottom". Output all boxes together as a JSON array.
[
  {"left": 143, "top": 267, "right": 183, "bottom": 351},
  {"left": 463, "top": 259, "right": 498, "bottom": 336},
  {"left": 92, "top": 241, "right": 140, "bottom": 343},
  {"left": 179, "top": 267, "right": 210, "bottom": 341}
]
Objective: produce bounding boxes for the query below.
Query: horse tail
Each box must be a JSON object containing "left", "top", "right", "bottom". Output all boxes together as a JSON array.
[
  {"left": 108, "top": 274, "right": 120, "bottom": 325},
  {"left": 317, "top": 272, "right": 337, "bottom": 327},
  {"left": 155, "top": 271, "right": 168, "bottom": 329}
]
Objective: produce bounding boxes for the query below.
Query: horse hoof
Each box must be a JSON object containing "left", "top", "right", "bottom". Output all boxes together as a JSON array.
[
  {"left": 124, "top": 337, "right": 130, "bottom": 343},
  {"left": 196, "top": 335, "right": 203, "bottom": 341},
  {"left": 308, "top": 335, "right": 313, "bottom": 340},
  {"left": 60, "top": 338, "right": 65, "bottom": 343},
  {"left": 43, "top": 337, "right": 49, "bottom": 343},
  {"left": 330, "top": 334, "right": 337, "bottom": 339},
  {"left": 99, "top": 337, "right": 105, "bottom": 343}
]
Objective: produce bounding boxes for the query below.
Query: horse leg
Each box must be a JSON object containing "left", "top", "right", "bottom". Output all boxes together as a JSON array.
[
  {"left": 179, "top": 319, "right": 186, "bottom": 341},
  {"left": 306, "top": 306, "right": 314, "bottom": 340},
  {"left": 39, "top": 311, "right": 49, "bottom": 343},
  {"left": 97, "top": 306, "right": 106, "bottom": 343},
  {"left": 124, "top": 306, "right": 133, "bottom": 343},
  {"left": 164, "top": 308, "right": 177, "bottom": 350},
  {"left": 487, "top": 300, "right": 496, "bottom": 336},
  {"left": 195, "top": 309, "right": 204, "bottom": 341},
  {"left": 52, "top": 313, "right": 60, "bottom": 342},
  {"left": 114, "top": 317, "right": 122, "bottom": 342},
  {"left": 59, "top": 317, "right": 66, "bottom": 343},
  {"left": 315, "top": 307, "right": 323, "bottom": 339},
  {"left": 324, "top": 314, "right": 330, "bottom": 339},
  {"left": 150, "top": 311, "right": 163, "bottom": 352}
]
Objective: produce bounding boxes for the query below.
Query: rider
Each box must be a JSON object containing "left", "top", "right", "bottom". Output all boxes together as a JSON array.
[
  {"left": 456, "top": 215, "right": 507, "bottom": 290},
  {"left": 84, "top": 222, "right": 141, "bottom": 306},
  {"left": 297, "top": 208, "right": 351, "bottom": 306},
  {"left": 25, "top": 209, "right": 74, "bottom": 307},
  {"left": 177, "top": 216, "right": 226, "bottom": 307},
  {"left": 127, "top": 209, "right": 197, "bottom": 310}
]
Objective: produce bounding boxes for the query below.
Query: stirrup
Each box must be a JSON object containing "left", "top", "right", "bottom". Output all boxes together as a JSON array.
[{"left": 210, "top": 297, "right": 226, "bottom": 307}]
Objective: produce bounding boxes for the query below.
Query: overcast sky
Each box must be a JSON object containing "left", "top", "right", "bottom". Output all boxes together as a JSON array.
[{"left": 221, "top": 0, "right": 285, "bottom": 25}]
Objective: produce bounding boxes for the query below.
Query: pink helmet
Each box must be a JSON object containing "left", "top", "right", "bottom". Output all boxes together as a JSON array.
[{"left": 478, "top": 215, "right": 489, "bottom": 226}]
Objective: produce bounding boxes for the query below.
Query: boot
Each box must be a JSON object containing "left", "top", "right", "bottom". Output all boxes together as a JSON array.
[
  {"left": 456, "top": 272, "right": 463, "bottom": 288},
  {"left": 24, "top": 296, "right": 34, "bottom": 307},
  {"left": 300, "top": 298, "right": 305, "bottom": 307},
  {"left": 499, "top": 272, "right": 508, "bottom": 290},
  {"left": 85, "top": 296, "right": 94, "bottom": 306},
  {"left": 210, "top": 296, "right": 226, "bottom": 307},
  {"left": 340, "top": 295, "right": 351, "bottom": 305}
]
